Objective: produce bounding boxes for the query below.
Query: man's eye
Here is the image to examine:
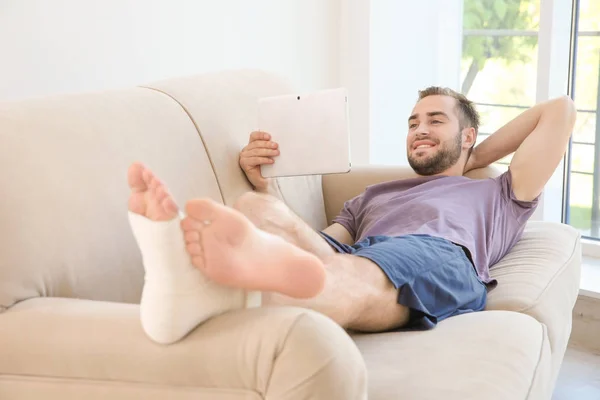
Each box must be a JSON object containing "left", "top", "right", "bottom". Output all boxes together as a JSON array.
[
  {"left": 409, "top": 124, "right": 417, "bottom": 129},
  {"left": 431, "top": 120, "right": 442, "bottom": 124}
]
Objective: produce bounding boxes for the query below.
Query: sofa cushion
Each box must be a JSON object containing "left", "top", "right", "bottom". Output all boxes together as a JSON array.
[
  {"left": 486, "top": 220, "right": 581, "bottom": 383},
  {"left": 353, "top": 310, "right": 551, "bottom": 400},
  {"left": 1, "top": 298, "right": 366, "bottom": 399}
]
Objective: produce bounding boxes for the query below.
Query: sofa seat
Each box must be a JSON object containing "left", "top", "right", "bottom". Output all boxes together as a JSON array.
[
  {"left": 0, "top": 298, "right": 366, "bottom": 400},
  {"left": 354, "top": 311, "right": 551, "bottom": 400}
]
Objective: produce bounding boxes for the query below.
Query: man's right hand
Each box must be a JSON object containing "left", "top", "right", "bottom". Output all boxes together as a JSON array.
[{"left": 239, "top": 131, "right": 280, "bottom": 191}]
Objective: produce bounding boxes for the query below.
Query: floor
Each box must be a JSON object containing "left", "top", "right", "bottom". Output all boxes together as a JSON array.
[
  {"left": 553, "top": 345, "right": 600, "bottom": 400},
  {"left": 580, "top": 257, "right": 600, "bottom": 299}
]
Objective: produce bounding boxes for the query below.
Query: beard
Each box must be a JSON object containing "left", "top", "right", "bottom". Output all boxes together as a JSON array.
[{"left": 407, "top": 131, "right": 462, "bottom": 176}]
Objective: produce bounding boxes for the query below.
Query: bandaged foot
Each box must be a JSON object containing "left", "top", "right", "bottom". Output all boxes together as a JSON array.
[
  {"left": 181, "top": 198, "right": 326, "bottom": 299},
  {"left": 127, "top": 163, "right": 257, "bottom": 344}
]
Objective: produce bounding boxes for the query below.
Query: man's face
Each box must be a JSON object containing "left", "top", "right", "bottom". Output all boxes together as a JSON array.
[{"left": 407, "top": 95, "right": 464, "bottom": 176}]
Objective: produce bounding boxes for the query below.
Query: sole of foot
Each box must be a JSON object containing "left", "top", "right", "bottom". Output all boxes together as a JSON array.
[{"left": 181, "top": 198, "right": 326, "bottom": 299}]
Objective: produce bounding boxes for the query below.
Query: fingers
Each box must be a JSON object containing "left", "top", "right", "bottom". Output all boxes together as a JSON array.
[
  {"left": 250, "top": 131, "right": 271, "bottom": 142},
  {"left": 243, "top": 148, "right": 280, "bottom": 158},
  {"left": 241, "top": 131, "right": 279, "bottom": 172},
  {"left": 248, "top": 131, "right": 278, "bottom": 149},
  {"left": 240, "top": 156, "right": 274, "bottom": 171},
  {"left": 245, "top": 140, "right": 278, "bottom": 151}
]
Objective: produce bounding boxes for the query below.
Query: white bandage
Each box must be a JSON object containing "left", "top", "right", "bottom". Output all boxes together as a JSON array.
[{"left": 128, "top": 211, "right": 260, "bottom": 344}]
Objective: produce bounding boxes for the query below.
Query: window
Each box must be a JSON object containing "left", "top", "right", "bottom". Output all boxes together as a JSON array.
[
  {"left": 461, "top": 0, "right": 600, "bottom": 244},
  {"left": 461, "top": 0, "right": 541, "bottom": 172},
  {"left": 566, "top": 0, "right": 600, "bottom": 239}
]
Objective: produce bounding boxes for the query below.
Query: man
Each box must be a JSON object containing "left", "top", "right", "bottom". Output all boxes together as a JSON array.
[{"left": 127, "top": 87, "right": 576, "bottom": 344}]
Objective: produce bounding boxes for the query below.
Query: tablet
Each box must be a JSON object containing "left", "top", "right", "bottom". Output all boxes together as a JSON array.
[{"left": 258, "top": 88, "right": 351, "bottom": 179}]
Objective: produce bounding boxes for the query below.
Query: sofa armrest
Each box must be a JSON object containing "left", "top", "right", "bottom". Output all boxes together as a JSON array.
[
  {"left": 0, "top": 298, "right": 366, "bottom": 399},
  {"left": 321, "top": 165, "right": 500, "bottom": 225},
  {"left": 486, "top": 221, "right": 582, "bottom": 386}
]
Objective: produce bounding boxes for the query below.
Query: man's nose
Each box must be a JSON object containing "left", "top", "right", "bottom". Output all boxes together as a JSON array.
[{"left": 415, "top": 123, "right": 429, "bottom": 135}]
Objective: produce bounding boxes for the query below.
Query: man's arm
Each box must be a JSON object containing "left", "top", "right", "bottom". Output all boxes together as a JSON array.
[
  {"left": 261, "top": 180, "right": 356, "bottom": 244},
  {"left": 240, "top": 131, "right": 357, "bottom": 246},
  {"left": 254, "top": 170, "right": 355, "bottom": 245},
  {"left": 466, "top": 96, "right": 577, "bottom": 201},
  {"left": 256, "top": 179, "right": 284, "bottom": 200},
  {"left": 322, "top": 223, "right": 354, "bottom": 245},
  {"left": 262, "top": 179, "right": 355, "bottom": 246}
]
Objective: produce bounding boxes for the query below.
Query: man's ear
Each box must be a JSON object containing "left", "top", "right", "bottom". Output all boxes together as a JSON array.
[{"left": 462, "top": 127, "right": 476, "bottom": 149}]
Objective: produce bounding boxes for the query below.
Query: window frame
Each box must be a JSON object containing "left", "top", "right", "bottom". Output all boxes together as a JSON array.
[{"left": 463, "top": 0, "right": 600, "bottom": 258}]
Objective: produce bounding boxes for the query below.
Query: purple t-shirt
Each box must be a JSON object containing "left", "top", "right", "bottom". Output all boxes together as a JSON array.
[{"left": 333, "top": 169, "right": 538, "bottom": 284}]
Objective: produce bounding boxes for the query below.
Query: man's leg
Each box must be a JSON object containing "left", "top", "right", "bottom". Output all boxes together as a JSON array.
[
  {"left": 182, "top": 197, "right": 410, "bottom": 332},
  {"left": 231, "top": 192, "right": 410, "bottom": 331},
  {"left": 232, "top": 191, "right": 336, "bottom": 260},
  {"left": 129, "top": 162, "right": 406, "bottom": 344},
  {"left": 266, "top": 255, "right": 410, "bottom": 332}
]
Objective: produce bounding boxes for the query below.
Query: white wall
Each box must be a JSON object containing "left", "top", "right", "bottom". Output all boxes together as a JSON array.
[
  {"left": 1, "top": 0, "right": 466, "bottom": 168},
  {"left": 369, "top": 0, "right": 464, "bottom": 165},
  {"left": 340, "top": 0, "right": 371, "bottom": 166},
  {"left": 340, "top": 0, "right": 464, "bottom": 165},
  {"left": 0, "top": 0, "right": 340, "bottom": 101}
]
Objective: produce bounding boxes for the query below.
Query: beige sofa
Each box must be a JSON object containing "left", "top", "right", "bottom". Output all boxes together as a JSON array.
[{"left": 0, "top": 70, "right": 582, "bottom": 399}]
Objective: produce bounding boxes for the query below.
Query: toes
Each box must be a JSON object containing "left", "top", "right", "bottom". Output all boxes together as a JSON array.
[
  {"left": 150, "top": 178, "right": 162, "bottom": 191},
  {"left": 141, "top": 167, "right": 152, "bottom": 185},
  {"left": 181, "top": 217, "right": 206, "bottom": 232},
  {"left": 154, "top": 186, "right": 178, "bottom": 215},
  {"left": 181, "top": 221, "right": 204, "bottom": 262},
  {"left": 128, "top": 163, "right": 178, "bottom": 220},
  {"left": 127, "top": 162, "right": 147, "bottom": 192},
  {"left": 163, "top": 197, "right": 179, "bottom": 215},
  {"left": 190, "top": 255, "right": 205, "bottom": 270},
  {"left": 148, "top": 183, "right": 158, "bottom": 199},
  {"left": 142, "top": 168, "right": 161, "bottom": 190},
  {"left": 128, "top": 194, "right": 146, "bottom": 215},
  {"left": 186, "top": 242, "right": 203, "bottom": 257},
  {"left": 155, "top": 185, "right": 171, "bottom": 204},
  {"left": 184, "top": 231, "right": 200, "bottom": 243}
]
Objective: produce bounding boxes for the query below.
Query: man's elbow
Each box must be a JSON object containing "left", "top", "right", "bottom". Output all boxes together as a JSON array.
[
  {"left": 550, "top": 95, "right": 577, "bottom": 134},
  {"left": 560, "top": 93, "right": 575, "bottom": 107},
  {"left": 561, "top": 95, "right": 577, "bottom": 122}
]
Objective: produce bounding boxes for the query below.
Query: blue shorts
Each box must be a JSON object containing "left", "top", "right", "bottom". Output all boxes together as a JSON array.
[{"left": 319, "top": 232, "right": 487, "bottom": 330}]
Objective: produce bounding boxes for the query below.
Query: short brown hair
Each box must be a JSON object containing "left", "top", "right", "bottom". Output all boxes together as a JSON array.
[{"left": 418, "top": 87, "right": 479, "bottom": 153}]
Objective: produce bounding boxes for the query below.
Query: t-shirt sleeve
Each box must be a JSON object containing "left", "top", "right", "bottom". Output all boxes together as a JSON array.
[
  {"left": 494, "top": 168, "right": 540, "bottom": 223},
  {"left": 332, "top": 193, "right": 363, "bottom": 239}
]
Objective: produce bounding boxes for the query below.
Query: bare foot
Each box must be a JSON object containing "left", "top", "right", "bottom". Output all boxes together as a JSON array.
[
  {"left": 128, "top": 162, "right": 178, "bottom": 220},
  {"left": 181, "top": 199, "right": 326, "bottom": 299}
]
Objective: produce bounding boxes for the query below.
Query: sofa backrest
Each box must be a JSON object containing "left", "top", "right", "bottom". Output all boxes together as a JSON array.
[
  {"left": 0, "top": 70, "right": 327, "bottom": 311},
  {"left": 322, "top": 165, "right": 503, "bottom": 225},
  {"left": 145, "top": 70, "right": 329, "bottom": 230}
]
